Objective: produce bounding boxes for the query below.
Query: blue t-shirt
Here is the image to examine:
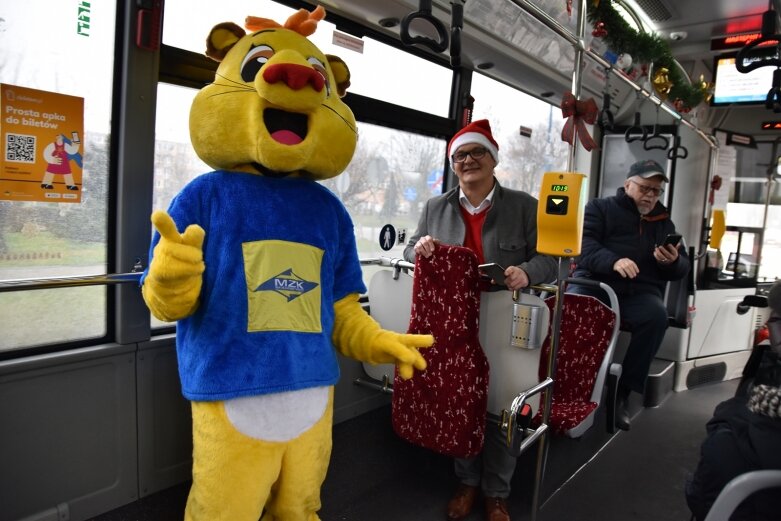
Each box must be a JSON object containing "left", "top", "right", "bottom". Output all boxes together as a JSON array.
[{"left": 145, "top": 172, "right": 366, "bottom": 400}]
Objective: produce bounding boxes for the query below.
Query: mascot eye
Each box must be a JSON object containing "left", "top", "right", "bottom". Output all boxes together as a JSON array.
[
  {"left": 241, "top": 45, "right": 274, "bottom": 83},
  {"left": 307, "top": 57, "right": 331, "bottom": 96}
]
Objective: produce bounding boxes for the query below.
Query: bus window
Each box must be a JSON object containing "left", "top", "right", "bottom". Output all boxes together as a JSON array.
[
  {"left": 318, "top": 122, "right": 447, "bottom": 265},
  {"left": 162, "top": 0, "right": 451, "bottom": 117},
  {"left": 0, "top": 1, "right": 117, "bottom": 353},
  {"left": 469, "top": 73, "right": 570, "bottom": 196},
  {"left": 765, "top": 205, "right": 781, "bottom": 281},
  {"left": 153, "top": 84, "right": 209, "bottom": 214}
]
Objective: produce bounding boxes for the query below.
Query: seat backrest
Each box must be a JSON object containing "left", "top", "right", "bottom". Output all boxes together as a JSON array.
[
  {"left": 479, "top": 290, "right": 548, "bottom": 417},
  {"left": 364, "top": 268, "right": 414, "bottom": 382},
  {"left": 665, "top": 245, "right": 694, "bottom": 328},
  {"left": 539, "top": 292, "right": 618, "bottom": 406},
  {"left": 702, "top": 470, "right": 781, "bottom": 521}
]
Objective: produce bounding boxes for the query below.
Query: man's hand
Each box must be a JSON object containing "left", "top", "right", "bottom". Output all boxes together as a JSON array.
[
  {"left": 413, "top": 235, "right": 440, "bottom": 258},
  {"left": 613, "top": 257, "right": 640, "bottom": 279},
  {"left": 654, "top": 244, "right": 679, "bottom": 266},
  {"left": 503, "top": 265, "right": 530, "bottom": 291}
]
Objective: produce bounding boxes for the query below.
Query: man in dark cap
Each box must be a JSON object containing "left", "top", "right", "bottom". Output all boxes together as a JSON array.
[{"left": 570, "top": 159, "right": 690, "bottom": 430}]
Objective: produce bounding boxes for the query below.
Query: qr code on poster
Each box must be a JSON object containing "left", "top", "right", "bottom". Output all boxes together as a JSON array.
[{"left": 5, "top": 133, "right": 37, "bottom": 163}]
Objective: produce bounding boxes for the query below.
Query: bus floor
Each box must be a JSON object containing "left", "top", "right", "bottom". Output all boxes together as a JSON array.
[{"left": 88, "top": 378, "right": 737, "bottom": 521}]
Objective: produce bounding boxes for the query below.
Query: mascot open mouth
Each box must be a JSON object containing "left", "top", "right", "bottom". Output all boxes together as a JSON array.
[{"left": 264, "top": 108, "right": 308, "bottom": 145}]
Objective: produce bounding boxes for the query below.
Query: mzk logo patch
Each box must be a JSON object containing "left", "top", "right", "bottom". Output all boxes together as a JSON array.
[
  {"left": 255, "top": 268, "right": 319, "bottom": 302},
  {"left": 242, "top": 240, "right": 324, "bottom": 333}
]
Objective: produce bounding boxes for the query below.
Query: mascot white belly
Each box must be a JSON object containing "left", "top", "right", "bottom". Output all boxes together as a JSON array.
[{"left": 225, "top": 387, "right": 329, "bottom": 441}]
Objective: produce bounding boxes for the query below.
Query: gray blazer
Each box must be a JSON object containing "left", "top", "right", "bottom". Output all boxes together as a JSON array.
[{"left": 403, "top": 179, "right": 557, "bottom": 285}]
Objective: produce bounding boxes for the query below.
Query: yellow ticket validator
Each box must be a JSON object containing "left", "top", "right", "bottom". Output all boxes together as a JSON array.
[{"left": 536, "top": 171, "right": 588, "bottom": 257}]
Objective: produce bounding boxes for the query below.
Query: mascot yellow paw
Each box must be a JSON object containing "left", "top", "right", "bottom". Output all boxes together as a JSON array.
[
  {"left": 332, "top": 293, "right": 433, "bottom": 379},
  {"left": 142, "top": 210, "right": 205, "bottom": 321}
]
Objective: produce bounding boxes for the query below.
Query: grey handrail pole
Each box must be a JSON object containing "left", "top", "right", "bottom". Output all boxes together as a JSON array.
[{"left": 0, "top": 273, "right": 143, "bottom": 293}]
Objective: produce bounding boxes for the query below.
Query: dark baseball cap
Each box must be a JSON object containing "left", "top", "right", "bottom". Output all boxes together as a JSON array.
[{"left": 627, "top": 159, "right": 669, "bottom": 182}]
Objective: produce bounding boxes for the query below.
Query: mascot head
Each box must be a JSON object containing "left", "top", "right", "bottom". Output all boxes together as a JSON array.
[{"left": 190, "top": 6, "right": 357, "bottom": 180}]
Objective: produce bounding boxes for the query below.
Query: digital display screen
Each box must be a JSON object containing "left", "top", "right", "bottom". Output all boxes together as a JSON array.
[
  {"left": 550, "top": 184, "right": 568, "bottom": 192},
  {"left": 712, "top": 53, "right": 774, "bottom": 105}
]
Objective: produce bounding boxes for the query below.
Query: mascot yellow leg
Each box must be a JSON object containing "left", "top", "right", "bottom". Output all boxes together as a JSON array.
[{"left": 185, "top": 390, "right": 334, "bottom": 521}]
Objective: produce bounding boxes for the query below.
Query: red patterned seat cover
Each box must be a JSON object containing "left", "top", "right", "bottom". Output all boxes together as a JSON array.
[
  {"left": 535, "top": 293, "right": 616, "bottom": 435},
  {"left": 392, "top": 245, "right": 489, "bottom": 458}
]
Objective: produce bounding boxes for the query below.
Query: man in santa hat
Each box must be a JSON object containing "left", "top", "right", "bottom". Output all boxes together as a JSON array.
[{"left": 404, "top": 119, "right": 556, "bottom": 521}]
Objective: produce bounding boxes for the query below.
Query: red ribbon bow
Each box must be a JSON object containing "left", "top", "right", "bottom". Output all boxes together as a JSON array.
[{"left": 560, "top": 92, "right": 598, "bottom": 151}]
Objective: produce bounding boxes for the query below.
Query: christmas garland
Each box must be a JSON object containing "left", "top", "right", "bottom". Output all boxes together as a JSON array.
[{"left": 587, "top": 0, "right": 705, "bottom": 111}]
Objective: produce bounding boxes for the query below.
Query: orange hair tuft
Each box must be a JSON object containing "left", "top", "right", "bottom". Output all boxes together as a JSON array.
[{"left": 245, "top": 5, "right": 325, "bottom": 36}]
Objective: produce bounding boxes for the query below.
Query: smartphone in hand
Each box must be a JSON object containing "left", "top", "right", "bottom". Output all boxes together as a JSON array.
[
  {"left": 662, "top": 233, "right": 682, "bottom": 247},
  {"left": 478, "top": 263, "right": 506, "bottom": 285}
]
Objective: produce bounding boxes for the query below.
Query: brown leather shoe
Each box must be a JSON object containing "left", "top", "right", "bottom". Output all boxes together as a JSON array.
[
  {"left": 446, "top": 484, "right": 479, "bottom": 520},
  {"left": 484, "top": 496, "right": 510, "bottom": 521}
]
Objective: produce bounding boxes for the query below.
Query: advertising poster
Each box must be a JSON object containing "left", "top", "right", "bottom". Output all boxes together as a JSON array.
[{"left": 1, "top": 83, "right": 84, "bottom": 203}]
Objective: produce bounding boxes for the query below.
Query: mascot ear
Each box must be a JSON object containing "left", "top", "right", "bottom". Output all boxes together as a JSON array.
[
  {"left": 205, "top": 22, "right": 246, "bottom": 62},
  {"left": 326, "top": 54, "right": 352, "bottom": 98}
]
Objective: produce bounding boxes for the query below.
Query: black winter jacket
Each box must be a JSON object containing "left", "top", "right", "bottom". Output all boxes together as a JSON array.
[
  {"left": 573, "top": 187, "right": 689, "bottom": 297},
  {"left": 685, "top": 396, "right": 781, "bottom": 521}
]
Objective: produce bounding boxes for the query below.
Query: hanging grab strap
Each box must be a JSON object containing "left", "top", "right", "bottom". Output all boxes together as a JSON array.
[
  {"left": 625, "top": 111, "right": 647, "bottom": 143},
  {"left": 599, "top": 92, "right": 615, "bottom": 130},
  {"left": 767, "top": 69, "right": 781, "bottom": 113},
  {"left": 643, "top": 106, "right": 669, "bottom": 151},
  {"left": 667, "top": 135, "right": 688, "bottom": 160},
  {"left": 625, "top": 91, "right": 647, "bottom": 143},
  {"left": 736, "top": 10, "right": 781, "bottom": 73},
  {"left": 599, "top": 68, "right": 615, "bottom": 130},
  {"left": 449, "top": 1, "right": 464, "bottom": 68},
  {"left": 400, "top": 0, "right": 449, "bottom": 53}
]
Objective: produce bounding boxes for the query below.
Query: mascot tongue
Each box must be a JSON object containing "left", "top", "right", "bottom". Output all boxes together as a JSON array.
[{"left": 271, "top": 130, "right": 303, "bottom": 145}]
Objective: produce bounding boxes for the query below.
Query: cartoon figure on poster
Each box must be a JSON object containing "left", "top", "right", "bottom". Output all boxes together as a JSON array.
[
  {"left": 140, "top": 7, "right": 433, "bottom": 521},
  {"left": 41, "top": 132, "right": 82, "bottom": 190}
]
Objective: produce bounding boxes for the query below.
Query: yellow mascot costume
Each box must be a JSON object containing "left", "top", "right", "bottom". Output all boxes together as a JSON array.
[{"left": 141, "top": 7, "right": 433, "bottom": 520}]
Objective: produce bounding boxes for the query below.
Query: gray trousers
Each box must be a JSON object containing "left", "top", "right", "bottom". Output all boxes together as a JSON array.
[{"left": 454, "top": 422, "right": 518, "bottom": 498}]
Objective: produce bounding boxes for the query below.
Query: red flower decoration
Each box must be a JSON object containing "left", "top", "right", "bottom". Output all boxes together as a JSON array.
[
  {"left": 592, "top": 21, "right": 607, "bottom": 38},
  {"left": 711, "top": 175, "right": 722, "bottom": 191},
  {"left": 673, "top": 99, "right": 691, "bottom": 113},
  {"left": 709, "top": 175, "right": 722, "bottom": 205}
]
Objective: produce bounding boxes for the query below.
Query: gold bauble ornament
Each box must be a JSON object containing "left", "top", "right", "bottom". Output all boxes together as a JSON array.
[
  {"left": 652, "top": 67, "right": 673, "bottom": 100},
  {"left": 698, "top": 74, "right": 715, "bottom": 104}
]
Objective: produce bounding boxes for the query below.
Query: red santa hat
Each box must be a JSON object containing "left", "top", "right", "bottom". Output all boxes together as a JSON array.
[{"left": 448, "top": 119, "right": 499, "bottom": 164}]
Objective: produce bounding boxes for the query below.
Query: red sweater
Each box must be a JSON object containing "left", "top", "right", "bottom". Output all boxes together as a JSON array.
[{"left": 460, "top": 205, "right": 489, "bottom": 265}]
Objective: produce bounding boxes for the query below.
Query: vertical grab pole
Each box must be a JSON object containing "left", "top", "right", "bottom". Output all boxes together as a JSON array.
[
  {"left": 566, "top": 0, "right": 587, "bottom": 173},
  {"left": 530, "top": 258, "right": 570, "bottom": 521},
  {"left": 531, "top": 1, "right": 587, "bottom": 519}
]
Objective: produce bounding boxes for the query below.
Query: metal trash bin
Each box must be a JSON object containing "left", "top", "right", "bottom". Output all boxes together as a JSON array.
[{"left": 511, "top": 301, "right": 544, "bottom": 349}]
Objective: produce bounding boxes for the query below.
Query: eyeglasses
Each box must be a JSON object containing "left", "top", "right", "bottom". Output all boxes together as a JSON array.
[
  {"left": 452, "top": 147, "right": 488, "bottom": 163},
  {"left": 629, "top": 180, "right": 664, "bottom": 197}
]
